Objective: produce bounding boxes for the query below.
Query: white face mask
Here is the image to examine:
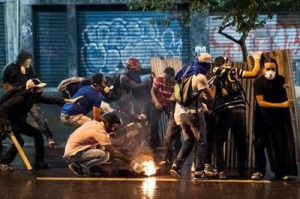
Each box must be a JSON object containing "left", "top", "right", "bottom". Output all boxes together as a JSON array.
[{"left": 264, "top": 70, "right": 276, "bottom": 80}]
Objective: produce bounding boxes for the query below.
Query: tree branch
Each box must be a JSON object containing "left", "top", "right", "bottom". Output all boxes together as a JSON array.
[{"left": 218, "top": 22, "right": 240, "bottom": 44}]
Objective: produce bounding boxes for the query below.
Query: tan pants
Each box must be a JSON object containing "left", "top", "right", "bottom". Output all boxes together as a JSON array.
[{"left": 60, "top": 113, "right": 92, "bottom": 127}]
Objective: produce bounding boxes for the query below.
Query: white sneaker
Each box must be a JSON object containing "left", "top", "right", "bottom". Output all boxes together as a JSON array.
[
  {"left": 191, "top": 162, "right": 195, "bottom": 172},
  {"left": 0, "top": 164, "right": 13, "bottom": 172},
  {"left": 48, "top": 138, "right": 56, "bottom": 147},
  {"left": 251, "top": 172, "right": 264, "bottom": 180},
  {"left": 204, "top": 164, "right": 218, "bottom": 177}
]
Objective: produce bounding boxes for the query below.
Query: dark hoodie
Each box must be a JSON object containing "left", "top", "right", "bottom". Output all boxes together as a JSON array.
[
  {"left": 1, "top": 50, "right": 34, "bottom": 89},
  {"left": 15, "top": 50, "right": 32, "bottom": 66}
]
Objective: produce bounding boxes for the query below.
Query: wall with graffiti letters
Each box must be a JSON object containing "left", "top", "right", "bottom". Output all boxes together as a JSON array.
[
  {"left": 77, "top": 13, "right": 189, "bottom": 77},
  {"left": 209, "top": 13, "right": 300, "bottom": 84}
]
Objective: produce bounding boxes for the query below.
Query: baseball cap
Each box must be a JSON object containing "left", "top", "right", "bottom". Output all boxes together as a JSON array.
[
  {"left": 26, "top": 78, "right": 47, "bottom": 89},
  {"left": 197, "top": 53, "right": 212, "bottom": 63}
]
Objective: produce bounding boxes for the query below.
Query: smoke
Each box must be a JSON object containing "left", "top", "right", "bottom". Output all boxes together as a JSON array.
[{"left": 127, "top": 139, "right": 154, "bottom": 163}]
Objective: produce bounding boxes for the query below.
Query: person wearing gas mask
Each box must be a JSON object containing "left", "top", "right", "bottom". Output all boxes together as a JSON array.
[
  {"left": 119, "top": 58, "right": 152, "bottom": 117},
  {"left": 211, "top": 51, "right": 262, "bottom": 179},
  {"left": 251, "top": 58, "right": 298, "bottom": 180},
  {"left": 61, "top": 73, "right": 110, "bottom": 127},
  {"left": 0, "top": 78, "right": 81, "bottom": 171},
  {"left": 63, "top": 112, "right": 144, "bottom": 177}
]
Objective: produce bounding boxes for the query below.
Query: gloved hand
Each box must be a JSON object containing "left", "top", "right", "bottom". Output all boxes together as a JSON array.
[
  {"left": 130, "top": 161, "right": 144, "bottom": 173},
  {"left": 251, "top": 51, "right": 263, "bottom": 60},
  {"left": 0, "top": 119, "right": 11, "bottom": 136},
  {"left": 137, "top": 113, "right": 147, "bottom": 121}
]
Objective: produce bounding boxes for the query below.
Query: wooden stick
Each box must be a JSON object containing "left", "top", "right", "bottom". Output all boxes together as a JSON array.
[{"left": 9, "top": 132, "right": 32, "bottom": 170}]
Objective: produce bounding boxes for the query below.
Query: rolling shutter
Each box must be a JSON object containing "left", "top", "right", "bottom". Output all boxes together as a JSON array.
[
  {"left": 209, "top": 12, "right": 300, "bottom": 63},
  {"left": 0, "top": 3, "right": 6, "bottom": 73},
  {"left": 33, "top": 6, "right": 68, "bottom": 87},
  {"left": 77, "top": 8, "right": 190, "bottom": 77}
]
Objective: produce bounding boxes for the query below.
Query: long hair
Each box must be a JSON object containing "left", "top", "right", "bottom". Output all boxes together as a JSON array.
[{"left": 263, "top": 58, "right": 278, "bottom": 73}]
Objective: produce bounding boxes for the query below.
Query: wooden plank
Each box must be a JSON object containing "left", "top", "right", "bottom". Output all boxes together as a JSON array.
[{"left": 150, "top": 57, "right": 182, "bottom": 77}]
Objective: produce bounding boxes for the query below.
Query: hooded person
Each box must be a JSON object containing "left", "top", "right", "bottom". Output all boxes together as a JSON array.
[
  {"left": 1, "top": 50, "right": 33, "bottom": 91},
  {"left": 118, "top": 58, "right": 152, "bottom": 132},
  {"left": 0, "top": 50, "right": 57, "bottom": 147}
]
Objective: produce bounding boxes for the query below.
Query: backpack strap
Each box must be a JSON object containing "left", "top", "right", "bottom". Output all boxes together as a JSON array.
[{"left": 231, "top": 75, "right": 250, "bottom": 106}]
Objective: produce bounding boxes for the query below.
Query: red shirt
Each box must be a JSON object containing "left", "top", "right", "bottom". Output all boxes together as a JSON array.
[{"left": 152, "top": 75, "right": 175, "bottom": 107}]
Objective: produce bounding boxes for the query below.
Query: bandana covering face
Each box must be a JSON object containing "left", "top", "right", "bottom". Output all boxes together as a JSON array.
[
  {"left": 127, "top": 69, "right": 141, "bottom": 83},
  {"left": 175, "top": 56, "right": 212, "bottom": 81},
  {"left": 264, "top": 70, "right": 276, "bottom": 80}
]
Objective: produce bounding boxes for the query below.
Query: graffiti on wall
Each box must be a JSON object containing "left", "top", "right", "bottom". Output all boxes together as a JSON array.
[
  {"left": 209, "top": 15, "right": 300, "bottom": 62},
  {"left": 79, "top": 18, "right": 183, "bottom": 75},
  {"left": 21, "top": 20, "right": 32, "bottom": 41}
]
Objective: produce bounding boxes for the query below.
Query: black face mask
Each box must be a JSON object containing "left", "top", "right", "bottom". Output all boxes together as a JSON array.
[
  {"left": 30, "top": 90, "right": 43, "bottom": 98},
  {"left": 127, "top": 69, "right": 141, "bottom": 83},
  {"left": 104, "top": 123, "right": 114, "bottom": 134}
]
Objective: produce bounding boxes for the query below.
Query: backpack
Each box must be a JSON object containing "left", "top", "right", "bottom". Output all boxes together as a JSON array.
[
  {"left": 172, "top": 66, "right": 201, "bottom": 106},
  {"left": 57, "top": 74, "right": 122, "bottom": 102},
  {"left": 57, "top": 77, "right": 89, "bottom": 99}
]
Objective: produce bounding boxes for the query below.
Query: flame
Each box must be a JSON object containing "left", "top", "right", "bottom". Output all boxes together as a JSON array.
[
  {"left": 142, "top": 177, "right": 156, "bottom": 198},
  {"left": 142, "top": 160, "right": 156, "bottom": 176}
]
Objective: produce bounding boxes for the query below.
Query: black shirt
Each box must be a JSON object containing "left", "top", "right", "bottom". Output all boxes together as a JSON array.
[
  {"left": 254, "top": 74, "right": 288, "bottom": 120},
  {"left": 0, "top": 91, "right": 65, "bottom": 124},
  {"left": 212, "top": 67, "right": 245, "bottom": 112},
  {"left": 1, "top": 63, "right": 34, "bottom": 89}
]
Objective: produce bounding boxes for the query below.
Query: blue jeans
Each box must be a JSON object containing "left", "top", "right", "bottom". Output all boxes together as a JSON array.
[
  {"left": 65, "top": 149, "right": 110, "bottom": 168},
  {"left": 173, "top": 112, "right": 207, "bottom": 172},
  {"left": 149, "top": 105, "right": 172, "bottom": 149},
  {"left": 213, "top": 108, "right": 247, "bottom": 174},
  {"left": 163, "top": 113, "right": 181, "bottom": 162}
]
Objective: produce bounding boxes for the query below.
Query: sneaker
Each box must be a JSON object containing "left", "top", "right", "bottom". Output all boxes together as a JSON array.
[
  {"left": 281, "top": 175, "right": 289, "bottom": 181},
  {"left": 170, "top": 164, "right": 181, "bottom": 178},
  {"left": 158, "top": 160, "right": 171, "bottom": 166},
  {"left": 204, "top": 164, "right": 218, "bottom": 177},
  {"left": 0, "top": 164, "right": 14, "bottom": 172},
  {"left": 251, "top": 172, "right": 264, "bottom": 180},
  {"left": 34, "top": 161, "right": 51, "bottom": 170},
  {"left": 194, "top": 170, "right": 204, "bottom": 178},
  {"left": 48, "top": 138, "right": 56, "bottom": 147},
  {"left": 191, "top": 162, "right": 195, "bottom": 172},
  {"left": 68, "top": 162, "right": 83, "bottom": 176},
  {"left": 275, "top": 174, "right": 289, "bottom": 181},
  {"left": 218, "top": 171, "right": 227, "bottom": 179}
]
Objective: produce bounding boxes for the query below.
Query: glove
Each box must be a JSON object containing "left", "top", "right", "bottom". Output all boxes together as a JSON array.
[
  {"left": 251, "top": 51, "right": 263, "bottom": 60},
  {"left": 0, "top": 119, "right": 11, "bottom": 135},
  {"left": 137, "top": 114, "right": 147, "bottom": 121},
  {"left": 130, "top": 161, "right": 144, "bottom": 174}
]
